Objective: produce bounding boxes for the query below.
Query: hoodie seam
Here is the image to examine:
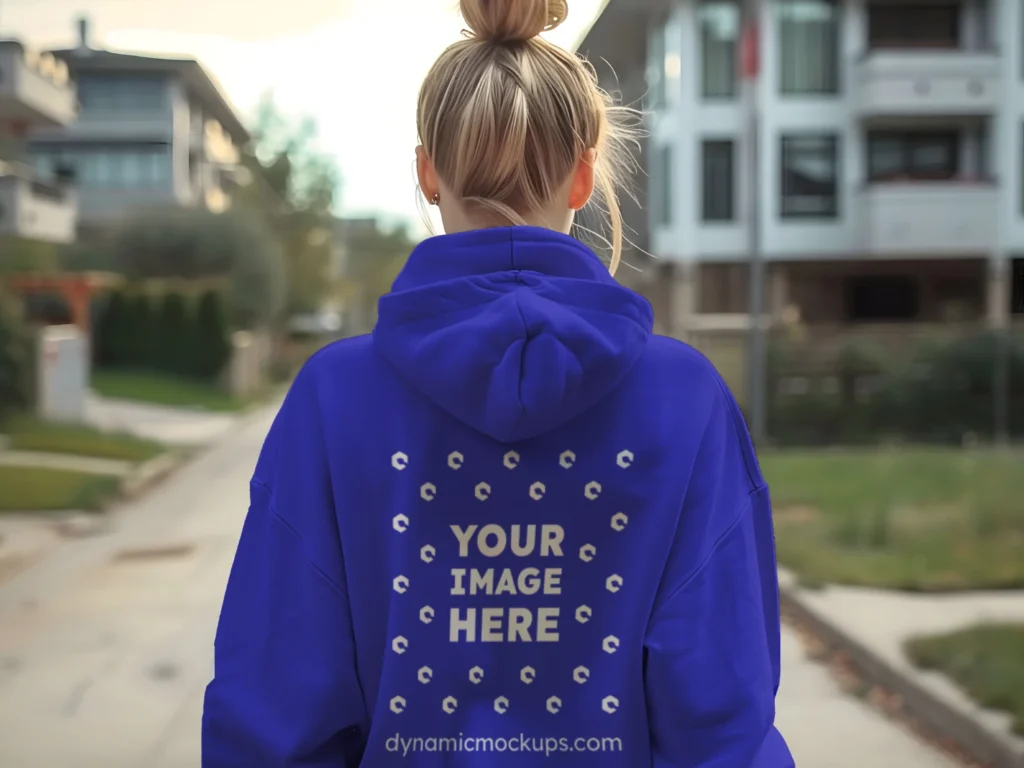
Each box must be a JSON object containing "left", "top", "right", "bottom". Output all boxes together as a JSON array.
[
  {"left": 509, "top": 228, "right": 528, "bottom": 438},
  {"left": 250, "top": 478, "right": 348, "bottom": 599},
  {"left": 653, "top": 485, "right": 765, "bottom": 613}
]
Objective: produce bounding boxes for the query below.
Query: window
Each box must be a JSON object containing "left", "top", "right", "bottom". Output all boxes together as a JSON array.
[
  {"left": 867, "top": 131, "right": 959, "bottom": 180},
  {"left": 780, "top": 134, "right": 839, "bottom": 218},
  {"left": 701, "top": 140, "right": 736, "bottom": 221},
  {"left": 122, "top": 152, "right": 144, "bottom": 188},
  {"left": 94, "top": 151, "right": 115, "bottom": 187},
  {"left": 1013, "top": 258, "right": 1024, "bottom": 314},
  {"left": 77, "top": 74, "right": 167, "bottom": 112},
  {"left": 1020, "top": 124, "right": 1024, "bottom": 214},
  {"left": 32, "top": 153, "right": 55, "bottom": 179},
  {"left": 652, "top": 144, "right": 673, "bottom": 227},
  {"left": 778, "top": 0, "right": 839, "bottom": 94},
  {"left": 977, "top": 122, "right": 990, "bottom": 178},
  {"left": 845, "top": 276, "right": 920, "bottom": 321},
  {"left": 28, "top": 144, "right": 172, "bottom": 189},
  {"left": 699, "top": 1, "right": 739, "bottom": 98},
  {"left": 867, "top": 3, "right": 959, "bottom": 49},
  {"left": 647, "top": 23, "right": 667, "bottom": 108}
]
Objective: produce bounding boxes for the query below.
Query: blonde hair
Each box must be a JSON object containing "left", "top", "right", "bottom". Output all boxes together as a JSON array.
[{"left": 417, "top": 0, "right": 639, "bottom": 274}]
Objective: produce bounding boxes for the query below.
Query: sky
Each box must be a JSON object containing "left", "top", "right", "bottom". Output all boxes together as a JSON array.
[{"left": 3, "top": 0, "right": 608, "bottom": 235}]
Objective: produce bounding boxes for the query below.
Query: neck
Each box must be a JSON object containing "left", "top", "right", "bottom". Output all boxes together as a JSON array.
[{"left": 439, "top": 203, "right": 573, "bottom": 236}]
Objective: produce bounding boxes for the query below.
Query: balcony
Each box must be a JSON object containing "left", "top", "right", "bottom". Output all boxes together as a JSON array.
[
  {"left": 858, "top": 181, "right": 996, "bottom": 255},
  {"left": 190, "top": 117, "right": 240, "bottom": 167},
  {"left": 0, "top": 163, "right": 77, "bottom": 244},
  {"left": 851, "top": 49, "right": 1000, "bottom": 116},
  {"left": 0, "top": 41, "right": 77, "bottom": 128}
]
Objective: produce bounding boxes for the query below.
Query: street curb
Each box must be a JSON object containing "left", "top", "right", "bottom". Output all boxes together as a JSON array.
[
  {"left": 119, "top": 451, "right": 188, "bottom": 502},
  {"left": 115, "top": 393, "right": 285, "bottom": 504},
  {"left": 779, "top": 581, "right": 1024, "bottom": 768}
]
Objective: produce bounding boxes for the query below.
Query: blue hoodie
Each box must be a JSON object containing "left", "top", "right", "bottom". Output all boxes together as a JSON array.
[{"left": 203, "top": 226, "right": 793, "bottom": 767}]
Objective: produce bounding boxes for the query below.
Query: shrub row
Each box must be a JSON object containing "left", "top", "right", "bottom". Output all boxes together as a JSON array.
[
  {"left": 0, "top": 289, "right": 33, "bottom": 420},
  {"left": 95, "top": 289, "right": 232, "bottom": 381},
  {"left": 765, "top": 331, "right": 1024, "bottom": 445}
]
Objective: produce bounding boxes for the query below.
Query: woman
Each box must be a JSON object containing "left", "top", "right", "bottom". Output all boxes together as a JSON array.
[{"left": 202, "top": 0, "right": 793, "bottom": 765}]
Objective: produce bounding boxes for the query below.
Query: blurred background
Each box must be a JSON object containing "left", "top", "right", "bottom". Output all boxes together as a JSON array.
[{"left": 0, "top": 0, "right": 1022, "bottom": 766}]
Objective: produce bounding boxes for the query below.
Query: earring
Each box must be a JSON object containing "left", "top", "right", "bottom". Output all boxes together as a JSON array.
[{"left": 430, "top": 193, "right": 440, "bottom": 206}]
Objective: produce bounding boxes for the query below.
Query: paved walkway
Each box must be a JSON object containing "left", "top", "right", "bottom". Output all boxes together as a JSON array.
[
  {"left": 0, "top": 404, "right": 959, "bottom": 767},
  {"left": 786, "top": 571, "right": 1024, "bottom": 755},
  {"left": 84, "top": 394, "right": 238, "bottom": 447},
  {"left": 0, "top": 450, "right": 132, "bottom": 476},
  {"left": 776, "top": 623, "right": 959, "bottom": 767}
]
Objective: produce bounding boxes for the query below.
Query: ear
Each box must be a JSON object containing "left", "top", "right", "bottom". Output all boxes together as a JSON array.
[
  {"left": 416, "top": 145, "right": 439, "bottom": 203},
  {"left": 568, "top": 148, "right": 598, "bottom": 211}
]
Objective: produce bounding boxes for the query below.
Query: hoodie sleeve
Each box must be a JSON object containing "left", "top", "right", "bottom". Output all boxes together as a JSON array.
[
  {"left": 645, "top": 377, "right": 793, "bottom": 768},
  {"left": 202, "top": 360, "right": 368, "bottom": 767}
]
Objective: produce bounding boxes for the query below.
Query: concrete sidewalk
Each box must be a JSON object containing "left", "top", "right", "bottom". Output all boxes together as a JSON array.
[
  {"left": 0, "top": 402, "right": 961, "bottom": 767},
  {"left": 0, "top": 404, "right": 275, "bottom": 768},
  {"left": 0, "top": 450, "right": 133, "bottom": 476},
  {"left": 776, "top": 623, "right": 959, "bottom": 767},
  {"left": 783, "top": 571, "right": 1024, "bottom": 765},
  {"left": 84, "top": 394, "right": 239, "bottom": 447}
]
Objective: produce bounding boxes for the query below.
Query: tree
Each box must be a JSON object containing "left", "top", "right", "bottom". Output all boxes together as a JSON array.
[
  {"left": 237, "top": 92, "right": 341, "bottom": 316},
  {"left": 111, "top": 207, "right": 286, "bottom": 329},
  {"left": 342, "top": 221, "right": 417, "bottom": 328},
  {"left": 108, "top": 94, "right": 337, "bottom": 326},
  {"left": 0, "top": 238, "right": 60, "bottom": 275}
]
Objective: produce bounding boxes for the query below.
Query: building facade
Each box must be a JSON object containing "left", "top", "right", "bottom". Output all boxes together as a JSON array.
[
  {"left": 0, "top": 40, "right": 78, "bottom": 244},
  {"left": 27, "top": 19, "right": 249, "bottom": 239},
  {"left": 581, "top": 0, "right": 1020, "bottom": 355}
]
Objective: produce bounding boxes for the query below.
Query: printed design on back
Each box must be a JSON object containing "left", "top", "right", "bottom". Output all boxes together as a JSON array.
[{"left": 385, "top": 448, "right": 635, "bottom": 718}]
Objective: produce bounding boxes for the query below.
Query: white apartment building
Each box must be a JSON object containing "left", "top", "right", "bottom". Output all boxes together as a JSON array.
[
  {"left": 0, "top": 40, "right": 78, "bottom": 244},
  {"left": 581, "top": 0, "right": 1021, "bottom": 344}
]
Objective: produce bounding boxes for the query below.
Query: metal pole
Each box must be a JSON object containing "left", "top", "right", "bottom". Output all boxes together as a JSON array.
[
  {"left": 742, "top": 0, "right": 766, "bottom": 444},
  {"left": 993, "top": 257, "right": 1009, "bottom": 446}
]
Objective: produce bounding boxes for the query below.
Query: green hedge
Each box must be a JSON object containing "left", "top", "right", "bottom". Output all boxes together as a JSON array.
[
  {"left": 94, "top": 288, "right": 232, "bottom": 382},
  {"left": 191, "top": 291, "right": 232, "bottom": 379},
  {"left": 767, "top": 332, "right": 1024, "bottom": 446},
  {"left": 0, "top": 289, "right": 33, "bottom": 421}
]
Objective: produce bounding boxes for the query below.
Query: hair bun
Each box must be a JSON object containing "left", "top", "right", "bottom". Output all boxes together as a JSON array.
[{"left": 460, "top": 0, "right": 569, "bottom": 43}]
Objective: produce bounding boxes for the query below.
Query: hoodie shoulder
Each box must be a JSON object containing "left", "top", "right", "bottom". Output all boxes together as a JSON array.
[
  {"left": 254, "top": 335, "right": 379, "bottom": 482},
  {"left": 644, "top": 333, "right": 724, "bottom": 380},
  {"left": 640, "top": 333, "right": 734, "bottom": 406},
  {"left": 303, "top": 333, "right": 378, "bottom": 375},
  {"left": 637, "top": 334, "right": 764, "bottom": 493}
]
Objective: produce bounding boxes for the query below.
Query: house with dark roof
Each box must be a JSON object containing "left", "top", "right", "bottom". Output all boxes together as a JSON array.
[{"left": 28, "top": 17, "right": 250, "bottom": 238}]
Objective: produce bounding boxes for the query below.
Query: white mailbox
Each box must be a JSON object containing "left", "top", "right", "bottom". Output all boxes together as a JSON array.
[{"left": 36, "top": 324, "right": 88, "bottom": 423}]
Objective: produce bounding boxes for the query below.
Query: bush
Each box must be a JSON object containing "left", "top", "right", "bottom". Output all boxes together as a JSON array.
[
  {"left": 95, "top": 287, "right": 233, "bottom": 382},
  {"left": 154, "top": 293, "right": 189, "bottom": 375},
  {"left": 112, "top": 207, "right": 286, "bottom": 330},
  {"left": 767, "top": 331, "right": 1024, "bottom": 446},
  {"left": 190, "top": 291, "right": 232, "bottom": 380},
  {"left": 0, "top": 289, "right": 32, "bottom": 421},
  {"left": 95, "top": 290, "right": 136, "bottom": 370},
  {"left": 128, "top": 293, "right": 159, "bottom": 370}
]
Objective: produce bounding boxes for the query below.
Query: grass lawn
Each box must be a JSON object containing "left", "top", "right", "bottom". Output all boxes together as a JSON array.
[
  {"left": 0, "top": 465, "right": 122, "bottom": 511},
  {"left": 906, "top": 624, "right": 1024, "bottom": 735},
  {"left": 4, "top": 416, "right": 164, "bottom": 462},
  {"left": 762, "top": 448, "right": 1024, "bottom": 591},
  {"left": 92, "top": 370, "right": 252, "bottom": 412}
]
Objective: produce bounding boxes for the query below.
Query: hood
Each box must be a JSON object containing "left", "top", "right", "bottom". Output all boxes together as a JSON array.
[{"left": 373, "top": 226, "right": 653, "bottom": 443}]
